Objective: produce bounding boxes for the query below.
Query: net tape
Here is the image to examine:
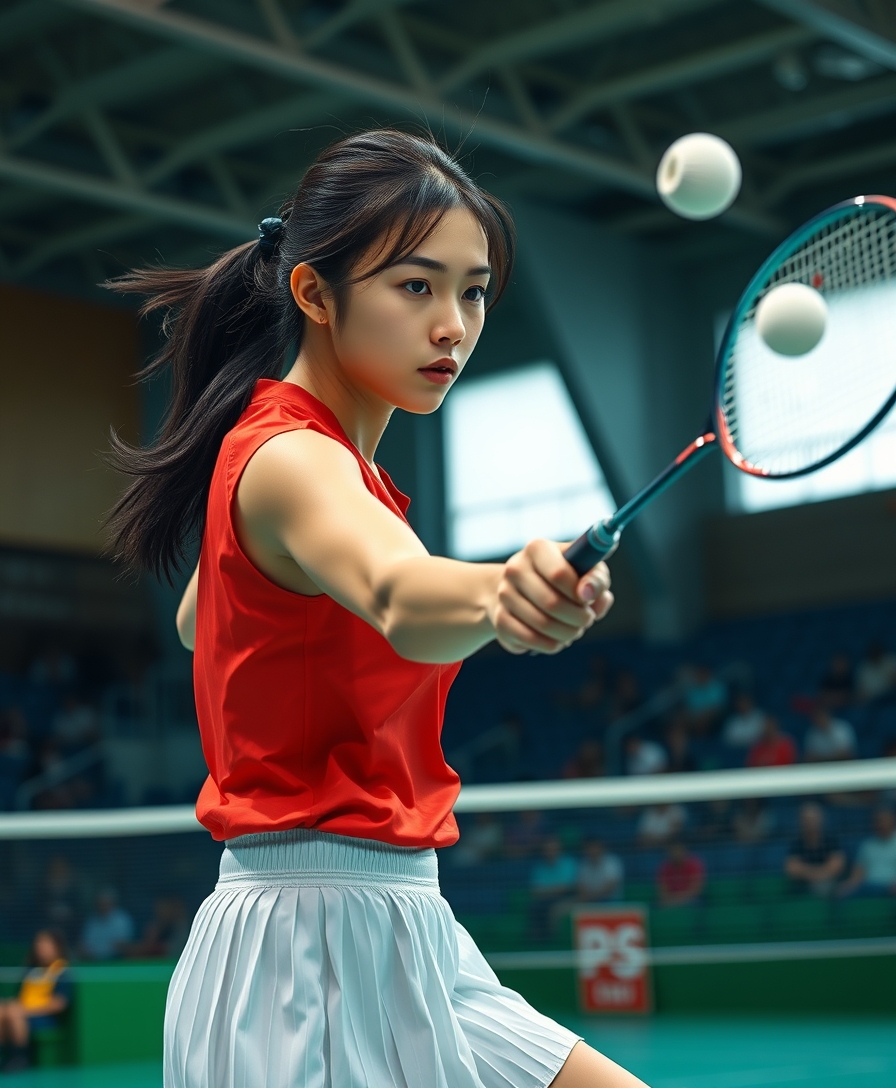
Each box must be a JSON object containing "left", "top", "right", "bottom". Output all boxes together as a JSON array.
[
  {"left": 1, "top": 759, "right": 894, "bottom": 839},
  {"left": 721, "top": 205, "right": 896, "bottom": 476}
]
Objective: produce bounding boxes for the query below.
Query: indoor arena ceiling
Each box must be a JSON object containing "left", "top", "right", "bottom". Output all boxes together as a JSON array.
[{"left": 2, "top": 0, "right": 896, "bottom": 295}]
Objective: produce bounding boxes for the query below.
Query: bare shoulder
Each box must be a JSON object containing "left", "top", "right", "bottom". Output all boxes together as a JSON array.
[{"left": 239, "top": 427, "right": 367, "bottom": 515}]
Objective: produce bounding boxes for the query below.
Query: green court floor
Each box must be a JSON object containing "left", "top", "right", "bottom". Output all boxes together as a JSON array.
[{"left": 1, "top": 1017, "right": 893, "bottom": 1087}]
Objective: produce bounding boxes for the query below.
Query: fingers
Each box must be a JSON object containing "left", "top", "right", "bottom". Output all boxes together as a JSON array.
[{"left": 493, "top": 540, "right": 615, "bottom": 654}]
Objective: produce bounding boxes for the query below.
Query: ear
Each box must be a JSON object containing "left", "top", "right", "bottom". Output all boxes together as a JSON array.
[{"left": 289, "top": 263, "right": 330, "bottom": 324}]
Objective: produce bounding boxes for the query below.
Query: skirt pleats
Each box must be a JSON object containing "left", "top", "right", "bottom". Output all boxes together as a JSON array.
[{"left": 163, "top": 828, "right": 581, "bottom": 1088}]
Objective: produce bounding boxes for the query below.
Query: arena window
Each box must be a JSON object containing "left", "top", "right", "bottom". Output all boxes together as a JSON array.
[{"left": 443, "top": 361, "right": 615, "bottom": 560}]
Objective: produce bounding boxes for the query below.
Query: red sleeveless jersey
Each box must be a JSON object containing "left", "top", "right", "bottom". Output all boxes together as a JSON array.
[{"left": 193, "top": 379, "right": 462, "bottom": 847}]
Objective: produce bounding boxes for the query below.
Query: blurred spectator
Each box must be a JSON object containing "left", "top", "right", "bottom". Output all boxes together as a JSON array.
[
  {"left": 0, "top": 709, "right": 30, "bottom": 810},
  {"left": 818, "top": 653, "right": 854, "bottom": 709},
  {"left": 697, "top": 798, "right": 733, "bottom": 842},
  {"left": 27, "top": 646, "right": 77, "bottom": 690},
  {"left": 503, "top": 809, "right": 547, "bottom": 860},
  {"left": 30, "top": 739, "right": 96, "bottom": 811},
  {"left": 40, "top": 857, "right": 86, "bottom": 945},
  {"left": 837, "top": 807, "right": 896, "bottom": 898},
  {"left": 562, "top": 739, "right": 603, "bottom": 779},
  {"left": 576, "top": 838, "right": 623, "bottom": 903},
  {"left": 80, "top": 889, "right": 135, "bottom": 961},
  {"left": 51, "top": 694, "right": 100, "bottom": 754},
  {"left": 732, "top": 798, "right": 776, "bottom": 844},
  {"left": 855, "top": 642, "right": 896, "bottom": 704},
  {"left": 528, "top": 836, "right": 578, "bottom": 940},
  {"left": 0, "top": 929, "right": 72, "bottom": 1073},
  {"left": 132, "top": 896, "right": 190, "bottom": 959},
  {"left": 803, "top": 707, "right": 856, "bottom": 763},
  {"left": 679, "top": 663, "right": 727, "bottom": 734},
  {"left": 722, "top": 693, "right": 767, "bottom": 749},
  {"left": 450, "top": 812, "right": 504, "bottom": 867},
  {"left": 447, "top": 713, "right": 523, "bottom": 783},
  {"left": 746, "top": 717, "right": 797, "bottom": 768},
  {"left": 656, "top": 842, "right": 705, "bottom": 907},
  {"left": 785, "top": 802, "right": 846, "bottom": 896},
  {"left": 637, "top": 802, "right": 687, "bottom": 846},
  {"left": 665, "top": 720, "right": 696, "bottom": 774},
  {"left": 565, "top": 655, "right": 609, "bottom": 712},
  {"left": 608, "top": 670, "right": 642, "bottom": 721},
  {"left": 624, "top": 735, "right": 668, "bottom": 776}
]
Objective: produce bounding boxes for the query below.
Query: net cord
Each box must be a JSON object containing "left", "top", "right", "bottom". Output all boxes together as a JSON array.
[{"left": 1, "top": 759, "right": 894, "bottom": 839}]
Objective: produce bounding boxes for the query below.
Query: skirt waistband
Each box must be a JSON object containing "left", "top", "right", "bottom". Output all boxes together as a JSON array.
[{"left": 217, "top": 827, "right": 441, "bottom": 891}]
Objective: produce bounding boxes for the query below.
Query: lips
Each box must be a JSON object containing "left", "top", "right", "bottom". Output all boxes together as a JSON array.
[{"left": 417, "top": 358, "right": 457, "bottom": 385}]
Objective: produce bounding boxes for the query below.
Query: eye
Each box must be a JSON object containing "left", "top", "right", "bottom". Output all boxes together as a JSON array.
[
  {"left": 464, "top": 285, "right": 487, "bottom": 303},
  {"left": 403, "top": 280, "right": 429, "bottom": 295}
]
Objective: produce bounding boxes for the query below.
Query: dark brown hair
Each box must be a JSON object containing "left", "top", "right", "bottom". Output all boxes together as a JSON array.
[{"left": 105, "top": 127, "right": 515, "bottom": 581}]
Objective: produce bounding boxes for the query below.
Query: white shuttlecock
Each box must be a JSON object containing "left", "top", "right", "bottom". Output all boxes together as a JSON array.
[
  {"left": 755, "top": 282, "right": 828, "bottom": 356},
  {"left": 656, "top": 133, "right": 742, "bottom": 220}
]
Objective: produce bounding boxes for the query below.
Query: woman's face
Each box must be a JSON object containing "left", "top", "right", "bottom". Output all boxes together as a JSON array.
[
  {"left": 33, "top": 932, "right": 60, "bottom": 965},
  {"left": 330, "top": 206, "right": 491, "bottom": 413}
]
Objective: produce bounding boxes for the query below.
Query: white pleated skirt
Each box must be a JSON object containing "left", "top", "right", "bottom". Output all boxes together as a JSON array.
[{"left": 163, "top": 827, "right": 582, "bottom": 1088}]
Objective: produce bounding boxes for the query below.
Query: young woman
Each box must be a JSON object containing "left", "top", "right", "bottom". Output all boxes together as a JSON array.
[
  {"left": 0, "top": 929, "right": 72, "bottom": 1072},
  {"left": 107, "top": 128, "right": 648, "bottom": 1088}
]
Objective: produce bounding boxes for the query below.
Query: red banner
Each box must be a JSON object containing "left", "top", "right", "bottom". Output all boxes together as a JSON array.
[{"left": 573, "top": 905, "right": 652, "bottom": 1014}]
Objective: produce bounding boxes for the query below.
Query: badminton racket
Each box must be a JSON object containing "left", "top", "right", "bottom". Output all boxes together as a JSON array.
[{"left": 565, "top": 194, "right": 896, "bottom": 575}]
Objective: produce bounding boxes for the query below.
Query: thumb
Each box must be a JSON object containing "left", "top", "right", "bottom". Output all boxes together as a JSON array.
[{"left": 575, "top": 562, "right": 611, "bottom": 603}]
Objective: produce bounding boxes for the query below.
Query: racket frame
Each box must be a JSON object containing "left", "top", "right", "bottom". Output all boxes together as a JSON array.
[
  {"left": 714, "top": 194, "right": 896, "bottom": 480},
  {"left": 565, "top": 194, "right": 896, "bottom": 576}
]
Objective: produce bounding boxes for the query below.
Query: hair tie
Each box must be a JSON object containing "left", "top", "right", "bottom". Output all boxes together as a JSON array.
[{"left": 257, "top": 217, "right": 284, "bottom": 258}]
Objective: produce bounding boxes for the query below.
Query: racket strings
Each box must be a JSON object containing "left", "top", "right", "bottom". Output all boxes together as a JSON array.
[
  {"left": 746, "top": 210, "right": 896, "bottom": 316},
  {"left": 722, "top": 204, "right": 896, "bottom": 476}
]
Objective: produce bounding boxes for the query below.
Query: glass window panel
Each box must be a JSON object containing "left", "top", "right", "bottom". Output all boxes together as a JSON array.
[{"left": 444, "top": 362, "right": 615, "bottom": 559}]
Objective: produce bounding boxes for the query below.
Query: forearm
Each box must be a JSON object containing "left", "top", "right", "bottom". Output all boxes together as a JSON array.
[{"left": 379, "top": 556, "right": 502, "bottom": 663}]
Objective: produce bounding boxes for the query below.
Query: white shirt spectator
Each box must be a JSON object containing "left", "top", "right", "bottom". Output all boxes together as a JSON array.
[
  {"left": 856, "top": 832, "right": 896, "bottom": 888},
  {"left": 856, "top": 651, "right": 896, "bottom": 702},
  {"left": 626, "top": 739, "right": 668, "bottom": 776},
  {"left": 804, "top": 716, "right": 855, "bottom": 761},
  {"left": 450, "top": 812, "right": 504, "bottom": 867},
  {"left": 81, "top": 905, "right": 135, "bottom": 960},
  {"left": 577, "top": 852, "right": 623, "bottom": 900},
  {"left": 723, "top": 707, "right": 766, "bottom": 748},
  {"left": 637, "top": 803, "right": 686, "bottom": 844}
]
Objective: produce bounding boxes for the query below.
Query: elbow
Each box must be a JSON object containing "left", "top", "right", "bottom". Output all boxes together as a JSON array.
[
  {"left": 175, "top": 608, "right": 195, "bottom": 652},
  {"left": 382, "top": 617, "right": 427, "bottom": 664},
  {"left": 382, "top": 615, "right": 452, "bottom": 665}
]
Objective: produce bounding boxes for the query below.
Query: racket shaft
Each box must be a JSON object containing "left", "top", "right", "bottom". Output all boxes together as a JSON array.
[{"left": 564, "top": 434, "right": 717, "bottom": 575}]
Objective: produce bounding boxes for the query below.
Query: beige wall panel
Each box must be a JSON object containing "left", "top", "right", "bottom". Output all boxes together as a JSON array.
[{"left": 0, "top": 283, "right": 140, "bottom": 554}]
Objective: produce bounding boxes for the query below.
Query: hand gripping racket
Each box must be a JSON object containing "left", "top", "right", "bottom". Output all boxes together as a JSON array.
[{"left": 565, "top": 194, "right": 896, "bottom": 575}]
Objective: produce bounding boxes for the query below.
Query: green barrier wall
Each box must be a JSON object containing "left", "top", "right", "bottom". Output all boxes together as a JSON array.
[{"left": 497, "top": 954, "right": 896, "bottom": 1017}]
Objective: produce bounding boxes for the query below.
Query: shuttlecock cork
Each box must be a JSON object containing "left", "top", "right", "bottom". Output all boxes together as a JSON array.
[
  {"left": 656, "top": 133, "right": 742, "bottom": 220},
  {"left": 756, "top": 282, "right": 828, "bottom": 356}
]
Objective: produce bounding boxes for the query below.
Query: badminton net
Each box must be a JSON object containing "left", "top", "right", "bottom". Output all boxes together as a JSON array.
[{"left": 0, "top": 760, "right": 894, "bottom": 979}]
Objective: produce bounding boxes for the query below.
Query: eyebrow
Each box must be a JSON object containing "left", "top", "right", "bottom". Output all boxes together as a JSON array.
[{"left": 390, "top": 256, "right": 492, "bottom": 277}]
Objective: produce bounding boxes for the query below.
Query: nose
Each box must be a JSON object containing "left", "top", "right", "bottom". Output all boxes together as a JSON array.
[{"left": 431, "top": 299, "right": 465, "bottom": 348}]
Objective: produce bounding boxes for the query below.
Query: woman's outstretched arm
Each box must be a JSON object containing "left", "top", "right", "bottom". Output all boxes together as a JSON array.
[{"left": 234, "top": 428, "right": 613, "bottom": 664}]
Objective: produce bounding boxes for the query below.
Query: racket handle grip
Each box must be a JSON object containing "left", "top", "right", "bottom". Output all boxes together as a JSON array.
[{"left": 564, "top": 520, "right": 621, "bottom": 576}]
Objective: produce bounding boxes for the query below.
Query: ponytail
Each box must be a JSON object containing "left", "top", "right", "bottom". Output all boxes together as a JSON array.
[
  {"left": 105, "top": 127, "right": 515, "bottom": 583},
  {"left": 105, "top": 234, "right": 291, "bottom": 582}
]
